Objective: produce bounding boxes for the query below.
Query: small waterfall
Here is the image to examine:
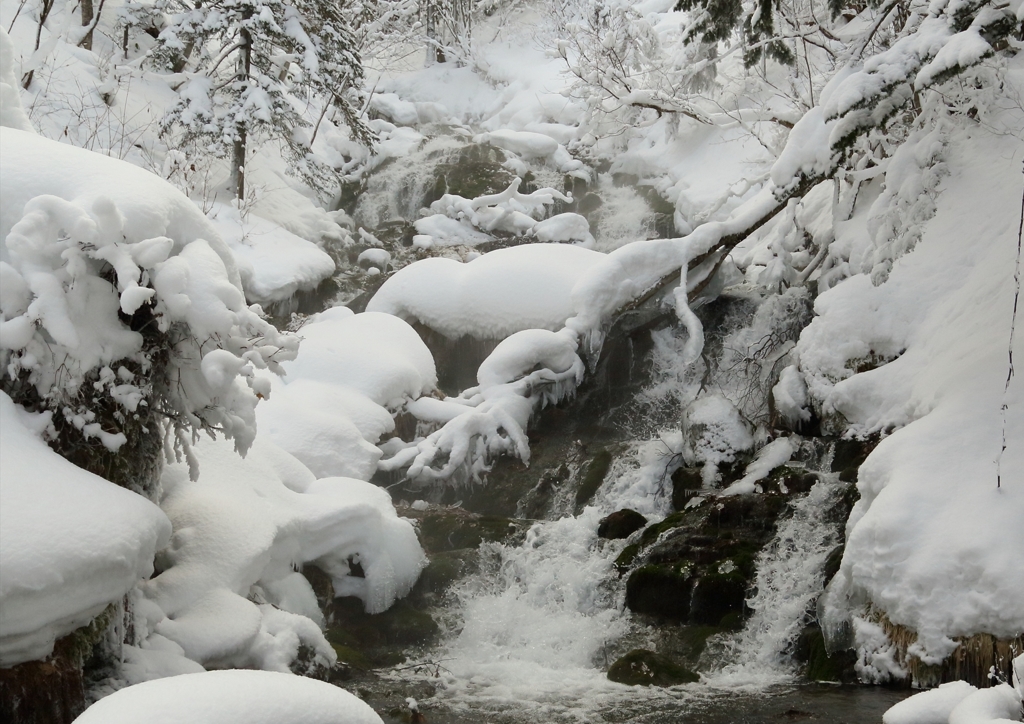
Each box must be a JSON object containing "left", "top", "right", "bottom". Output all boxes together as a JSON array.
[
  {"left": 351, "top": 135, "right": 467, "bottom": 229},
  {"left": 700, "top": 476, "right": 847, "bottom": 687}
]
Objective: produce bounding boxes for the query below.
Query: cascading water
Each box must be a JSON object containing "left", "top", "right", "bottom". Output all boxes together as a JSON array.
[{"left": 700, "top": 474, "right": 847, "bottom": 687}]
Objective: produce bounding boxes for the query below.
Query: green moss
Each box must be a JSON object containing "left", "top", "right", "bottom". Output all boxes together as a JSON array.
[
  {"left": 615, "top": 543, "right": 641, "bottom": 571},
  {"left": 607, "top": 649, "right": 699, "bottom": 686},
  {"left": 575, "top": 449, "right": 613, "bottom": 507},
  {"left": 639, "top": 511, "right": 690, "bottom": 546}
]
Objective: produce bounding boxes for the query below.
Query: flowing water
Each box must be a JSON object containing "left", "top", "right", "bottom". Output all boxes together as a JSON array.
[{"left": 340, "top": 147, "right": 912, "bottom": 722}]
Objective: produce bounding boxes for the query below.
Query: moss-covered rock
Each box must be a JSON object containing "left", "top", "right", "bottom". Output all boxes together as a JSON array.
[
  {"left": 325, "top": 597, "right": 441, "bottom": 669},
  {"left": 689, "top": 572, "right": 747, "bottom": 625},
  {"left": 413, "top": 509, "right": 524, "bottom": 554},
  {"left": 427, "top": 144, "right": 514, "bottom": 204},
  {"left": 597, "top": 509, "right": 648, "bottom": 539},
  {"left": 575, "top": 448, "right": 613, "bottom": 507},
  {"left": 625, "top": 563, "right": 693, "bottom": 620},
  {"left": 607, "top": 649, "right": 699, "bottom": 686}
]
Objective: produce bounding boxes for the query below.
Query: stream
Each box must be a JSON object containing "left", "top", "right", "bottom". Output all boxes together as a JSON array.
[{"left": 322, "top": 138, "right": 915, "bottom": 723}]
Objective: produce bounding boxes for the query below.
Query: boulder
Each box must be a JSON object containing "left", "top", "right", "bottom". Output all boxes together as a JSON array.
[
  {"left": 597, "top": 509, "right": 648, "bottom": 539},
  {"left": 607, "top": 649, "right": 699, "bottom": 686}
]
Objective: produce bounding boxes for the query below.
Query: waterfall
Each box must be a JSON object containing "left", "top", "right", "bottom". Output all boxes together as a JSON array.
[{"left": 700, "top": 476, "right": 847, "bottom": 687}]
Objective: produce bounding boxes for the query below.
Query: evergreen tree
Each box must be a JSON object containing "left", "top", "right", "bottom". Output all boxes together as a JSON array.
[{"left": 152, "top": 0, "right": 373, "bottom": 200}]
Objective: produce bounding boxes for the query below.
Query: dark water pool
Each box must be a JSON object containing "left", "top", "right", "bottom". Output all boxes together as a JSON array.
[{"left": 364, "top": 678, "right": 912, "bottom": 724}]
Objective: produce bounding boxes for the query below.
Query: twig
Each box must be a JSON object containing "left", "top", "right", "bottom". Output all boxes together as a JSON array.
[{"left": 997, "top": 163, "right": 1023, "bottom": 489}]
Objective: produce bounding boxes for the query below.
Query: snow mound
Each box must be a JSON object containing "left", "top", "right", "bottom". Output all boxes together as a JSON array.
[
  {"left": 533, "top": 213, "right": 595, "bottom": 247},
  {"left": 282, "top": 308, "right": 436, "bottom": 407},
  {"left": 367, "top": 243, "right": 606, "bottom": 339},
  {"left": 258, "top": 378, "right": 395, "bottom": 480},
  {"left": 883, "top": 681, "right": 979, "bottom": 724},
  {"left": 72, "top": 669, "right": 383, "bottom": 724},
  {"left": 413, "top": 214, "right": 492, "bottom": 248},
  {"left": 207, "top": 203, "right": 335, "bottom": 304},
  {"left": 255, "top": 308, "right": 436, "bottom": 480},
  {"left": 0, "top": 392, "right": 171, "bottom": 666},
  {"left": 140, "top": 435, "right": 425, "bottom": 673}
]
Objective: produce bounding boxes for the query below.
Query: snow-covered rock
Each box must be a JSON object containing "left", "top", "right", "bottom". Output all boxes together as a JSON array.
[
  {"left": 0, "top": 392, "right": 171, "bottom": 666},
  {"left": 138, "top": 434, "right": 425, "bottom": 672},
  {"left": 367, "top": 243, "right": 606, "bottom": 340},
  {"left": 207, "top": 203, "right": 335, "bottom": 304},
  {"left": 72, "top": 669, "right": 384, "bottom": 724}
]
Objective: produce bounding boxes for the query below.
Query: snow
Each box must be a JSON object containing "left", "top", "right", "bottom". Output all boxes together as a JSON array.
[
  {"left": 0, "top": 392, "right": 171, "bottom": 666},
  {"left": 0, "top": 126, "right": 297, "bottom": 462},
  {"left": 721, "top": 437, "right": 797, "bottom": 496},
  {"left": 139, "top": 434, "right": 425, "bottom": 672},
  {"left": 72, "top": 669, "right": 383, "bottom": 724},
  {"left": 281, "top": 308, "right": 436, "bottom": 407},
  {"left": 681, "top": 394, "right": 755, "bottom": 485},
  {"left": 0, "top": 30, "right": 32, "bottom": 132},
  {"left": 883, "top": 682, "right": 980, "bottom": 724},
  {"left": 770, "top": 106, "right": 833, "bottom": 190},
  {"left": 533, "top": 213, "right": 595, "bottom": 247},
  {"left": 413, "top": 214, "right": 492, "bottom": 248},
  {"left": 367, "top": 243, "right": 606, "bottom": 339},
  {"left": 812, "top": 96, "right": 1024, "bottom": 660},
  {"left": 947, "top": 685, "right": 1022, "bottom": 724},
  {"left": 207, "top": 203, "right": 335, "bottom": 304},
  {"left": 476, "top": 129, "right": 560, "bottom": 158}
]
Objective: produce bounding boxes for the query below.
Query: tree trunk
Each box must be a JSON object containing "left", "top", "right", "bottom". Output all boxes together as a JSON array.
[
  {"left": 232, "top": 25, "right": 252, "bottom": 201},
  {"left": 80, "top": 0, "right": 93, "bottom": 50}
]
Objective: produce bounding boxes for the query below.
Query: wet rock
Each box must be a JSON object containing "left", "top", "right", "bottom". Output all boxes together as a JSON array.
[
  {"left": 575, "top": 448, "right": 613, "bottom": 508},
  {"left": 794, "top": 624, "right": 858, "bottom": 683},
  {"left": 411, "top": 549, "right": 479, "bottom": 600},
  {"left": 301, "top": 563, "right": 336, "bottom": 623},
  {"left": 625, "top": 563, "right": 693, "bottom": 620},
  {"left": 400, "top": 505, "right": 525, "bottom": 554},
  {"left": 670, "top": 467, "right": 702, "bottom": 511},
  {"left": 598, "top": 509, "right": 648, "bottom": 539},
  {"left": 689, "top": 572, "right": 747, "bottom": 625},
  {"left": 326, "top": 597, "right": 441, "bottom": 669},
  {"left": 606, "top": 649, "right": 699, "bottom": 686},
  {"left": 830, "top": 436, "right": 879, "bottom": 472}
]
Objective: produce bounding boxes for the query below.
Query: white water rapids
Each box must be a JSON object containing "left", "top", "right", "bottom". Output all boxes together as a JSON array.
[{"left": 398, "top": 439, "right": 848, "bottom": 722}]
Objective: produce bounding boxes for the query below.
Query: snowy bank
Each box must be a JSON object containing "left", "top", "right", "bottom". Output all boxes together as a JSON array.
[
  {"left": 0, "top": 392, "right": 171, "bottom": 666},
  {"left": 808, "top": 105, "right": 1024, "bottom": 667}
]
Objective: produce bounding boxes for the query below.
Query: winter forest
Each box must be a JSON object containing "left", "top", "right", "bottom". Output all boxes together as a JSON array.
[{"left": 0, "top": 0, "right": 1021, "bottom": 719}]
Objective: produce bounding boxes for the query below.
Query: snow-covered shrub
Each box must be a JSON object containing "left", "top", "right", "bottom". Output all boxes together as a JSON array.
[{"left": 0, "top": 127, "right": 298, "bottom": 482}]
